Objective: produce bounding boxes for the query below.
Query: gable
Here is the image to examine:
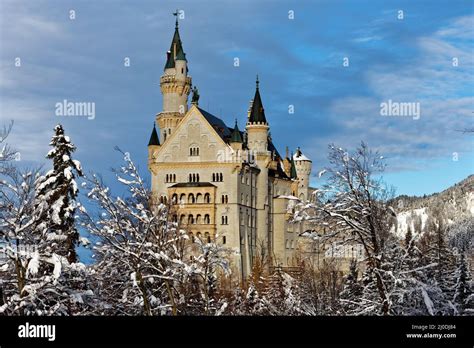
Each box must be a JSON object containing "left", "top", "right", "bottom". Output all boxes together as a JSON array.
[{"left": 154, "top": 106, "right": 232, "bottom": 163}]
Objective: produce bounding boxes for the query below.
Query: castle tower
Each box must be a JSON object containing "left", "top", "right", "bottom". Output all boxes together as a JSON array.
[
  {"left": 293, "top": 147, "right": 312, "bottom": 201},
  {"left": 156, "top": 16, "right": 192, "bottom": 142},
  {"left": 246, "top": 76, "right": 271, "bottom": 254}
]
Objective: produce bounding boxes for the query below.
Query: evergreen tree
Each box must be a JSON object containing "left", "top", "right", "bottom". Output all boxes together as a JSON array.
[
  {"left": 34, "top": 124, "right": 83, "bottom": 263},
  {"left": 453, "top": 253, "right": 473, "bottom": 315}
]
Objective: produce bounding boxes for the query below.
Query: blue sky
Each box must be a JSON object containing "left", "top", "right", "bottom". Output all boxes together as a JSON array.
[{"left": 1, "top": 0, "right": 473, "bottom": 198}]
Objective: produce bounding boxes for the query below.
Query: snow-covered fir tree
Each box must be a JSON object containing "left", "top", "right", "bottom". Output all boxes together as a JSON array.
[
  {"left": 0, "top": 126, "right": 92, "bottom": 315},
  {"left": 453, "top": 253, "right": 473, "bottom": 315},
  {"left": 33, "top": 124, "right": 83, "bottom": 263}
]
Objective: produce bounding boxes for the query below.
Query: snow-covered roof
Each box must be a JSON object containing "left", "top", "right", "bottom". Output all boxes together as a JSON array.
[
  {"left": 293, "top": 148, "right": 311, "bottom": 162},
  {"left": 275, "top": 194, "right": 299, "bottom": 200}
]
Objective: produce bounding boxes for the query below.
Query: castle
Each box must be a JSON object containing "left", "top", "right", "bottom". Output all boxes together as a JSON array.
[{"left": 147, "top": 18, "right": 314, "bottom": 280}]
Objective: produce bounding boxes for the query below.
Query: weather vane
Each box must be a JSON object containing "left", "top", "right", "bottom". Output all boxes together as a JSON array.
[{"left": 173, "top": 9, "right": 179, "bottom": 28}]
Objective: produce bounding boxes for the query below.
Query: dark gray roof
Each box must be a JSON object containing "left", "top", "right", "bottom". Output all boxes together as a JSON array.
[
  {"left": 148, "top": 125, "right": 160, "bottom": 146},
  {"left": 198, "top": 107, "right": 232, "bottom": 140},
  {"left": 248, "top": 87, "right": 267, "bottom": 124}
]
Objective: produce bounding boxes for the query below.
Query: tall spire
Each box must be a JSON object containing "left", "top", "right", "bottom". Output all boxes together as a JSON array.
[
  {"left": 164, "top": 11, "right": 186, "bottom": 70},
  {"left": 248, "top": 76, "right": 267, "bottom": 124}
]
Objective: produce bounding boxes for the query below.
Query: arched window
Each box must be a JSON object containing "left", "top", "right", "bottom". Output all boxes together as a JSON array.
[
  {"left": 205, "top": 232, "right": 211, "bottom": 243},
  {"left": 180, "top": 214, "right": 185, "bottom": 224},
  {"left": 197, "top": 232, "right": 202, "bottom": 239},
  {"left": 173, "top": 174, "right": 176, "bottom": 182},
  {"left": 172, "top": 214, "right": 178, "bottom": 222},
  {"left": 166, "top": 174, "right": 169, "bottom": 183},
  {"left": 190, "top": 148, "right": 193, "bottom": 156},
  {"left": 222, "top": 236, "right": 226, "bottom": 244},
  {"left": 196, "top": 214, "right": 201, "bottom": 224},
  {"left": 196, "top": 193, "right": 202, "bottom": 203},
  {"left": 204, "top": 214, "right": 210, "bottom": 224},
  {"left": 241, "top": 193, "right": 244, "bottom": 204},
  {"left": 188, "top": 193, "right": 195, "bottom": 204},
  {"left": 225, "top": 216, "right": 228, "bottom": 224},
  {"left": 212, "top": 173, "right": 215, "bottom": 182},
  {"left": 225, "top": 195, "right": 228, "bottom": 203},
  {"left": 172, "top": 194, "right": 178, "bottom": 204},
  {"left": 219, "top": 173, "right": 223, "bottom": 182},
  {"left": 221, "top": 195, "right": 224, "bottom": 204},
  {"left": 180, "top": 193, "right": 186, "bottom": 203},
  {"left": 188, "top": 215, "right": 194, "bottom": 224},
  {"left": 189, "top": 232, "right": 195, "bottom": 243},
  {"left": 192, "top": 174, "right": 196, "bottom": 182},
  {"left": 204, "top": 193, "right": 210, "bottom": 203},
  {"left": 197, "top": 174, "right": 200, "bottom": 182},
  {"left": 189, "top": 174, "right": 192, "bottom": 182},
  {"left": 221, "top": 216, "right": 224, "bottom": 225}
]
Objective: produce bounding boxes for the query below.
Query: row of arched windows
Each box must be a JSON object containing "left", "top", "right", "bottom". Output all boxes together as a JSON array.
[
  {"left": 189, "top": 147, "right": 200, "bottom": 156},
  {"left": 189, "top": 173, "right": 200, "bottom": 182},
  {"left": 171, "top": 193, "right": 211, "bottom": 204},
  {"left": 212, "top": 173, "right": 223, "bottom": 182},
  {"left": 174, "top": 214, "right": 211, "bottom": 224},
  {"left": 165, "top": 174, "right": 176, "bottom": 183}
]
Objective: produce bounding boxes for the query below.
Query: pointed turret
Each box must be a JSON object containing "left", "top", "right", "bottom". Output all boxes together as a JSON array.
[
  {"left": 230, "top": 119, "right": 243, "bottom": 143},
  {"left": 230, "top": 119, "right": 243, "bottom": 152},
  {"left": 164, "top": 18, "right": 187, "bottom": 70},
  {"left": 248, "top": 76, "right": 267, "bottom": 125},
  {"left": 246, "top": 76, "right": 270, "bottom": 154},
  {"left": 148, "top": 123, "right": 160, "bottom": 146},
  {"left": 148, "top": 123, "right": 161, "bottom": 167}
]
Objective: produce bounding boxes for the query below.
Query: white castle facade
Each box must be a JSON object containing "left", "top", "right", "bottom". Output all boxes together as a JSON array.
[{"left": 147, "top": 19, "right": 314, "bottom": 280}]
